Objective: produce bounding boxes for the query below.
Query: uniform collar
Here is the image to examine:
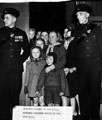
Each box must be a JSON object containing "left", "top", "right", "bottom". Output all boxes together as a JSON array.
[{"left": 6, "top": 26, "right": 16, "bottom": 31}]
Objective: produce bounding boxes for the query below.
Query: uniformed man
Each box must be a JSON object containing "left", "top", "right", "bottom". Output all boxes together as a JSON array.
[
  {"left": 71, "top": 4, "right": 102, "bottom": 120},
  {"left": 0, "top": 8, "right": 30, "bottom": 120}
]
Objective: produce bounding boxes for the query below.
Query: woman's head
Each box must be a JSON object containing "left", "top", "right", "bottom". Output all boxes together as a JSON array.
[
  {"left": 41, "top": 31, "right": 49, "bottom": 45},
  {"left": 36, "top": 31, "right": 41, "bottom": 39},
  {"left": 49, "top": 31, "right": 58, "bottom": 45}
]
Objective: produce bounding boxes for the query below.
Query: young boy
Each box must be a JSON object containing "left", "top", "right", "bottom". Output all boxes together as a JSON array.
[{"left": 35, "top": 52, "right": 67, "bottom": 106}]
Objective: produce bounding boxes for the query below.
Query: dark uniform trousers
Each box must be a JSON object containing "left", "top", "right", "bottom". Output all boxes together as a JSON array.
[
  {"left": 0, "top": 27, "right": 30, "bottom": 120},
  {"left": 75, "top": 24, "right": 102, "bottom": 120},
  {"left": 0, "top": 71, "right": 22, "bottom": 120},
  {"left": 77, "top": 59, "right": 101, "bottom": 120}
]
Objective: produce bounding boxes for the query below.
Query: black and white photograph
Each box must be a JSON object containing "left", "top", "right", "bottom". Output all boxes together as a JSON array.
[{"left": 0, "top": 0, "right": 102, "bottom": 120}]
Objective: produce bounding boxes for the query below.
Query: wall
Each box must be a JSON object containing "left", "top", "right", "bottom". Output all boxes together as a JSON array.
[
  {"left": 65, "top": 1, "right": 75, "bottom": 26},
  {"left": 0, "top": 3, "right": 29, "bottom": 37}
]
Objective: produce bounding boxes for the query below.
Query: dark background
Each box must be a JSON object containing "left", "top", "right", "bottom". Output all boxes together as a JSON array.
[
  {"left": 29, "top": 1, "right": 102, "bottom": 34},
  {"left": 29, "top": 1, "right": 74, "bottom": 34}
]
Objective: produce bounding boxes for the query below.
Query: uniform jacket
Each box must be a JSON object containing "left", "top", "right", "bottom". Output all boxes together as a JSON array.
[
  {"left": 0, "top": 27, "right": 30, "bottom": 72},
  {"left": 73, "top": 22, "right": 102, "bottom": 64}
]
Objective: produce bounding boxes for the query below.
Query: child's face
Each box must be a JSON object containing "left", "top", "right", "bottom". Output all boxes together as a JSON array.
[
  {"left": 36, "top": 40, "right": 44, "bottom": 49},
  {"left": 31, "top": 48, "right": 40, "bottom": 59},
  {"left": 46, "top": 56, "right": 54, "bottom": 66}
]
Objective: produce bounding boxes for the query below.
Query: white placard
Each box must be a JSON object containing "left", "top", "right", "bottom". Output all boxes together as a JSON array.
[{"left": 13, "top": 106, "right": 73, "bottom": 120}]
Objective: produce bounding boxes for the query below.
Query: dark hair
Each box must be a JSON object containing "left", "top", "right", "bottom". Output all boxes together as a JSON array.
[
  {"left": 49, "top": 30, "right": 58, "bottom": 37},
  {"left": 35, "top": 38, "right": 45, "bottom": 49},
  {"left": 47, "top": 52, "right": 57, "bottom": 64},
  {"left": 30, "top": 46, "right": 42, "bottom": 60}
]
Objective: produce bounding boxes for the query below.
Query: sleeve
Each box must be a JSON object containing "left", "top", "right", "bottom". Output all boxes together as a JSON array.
[
  {"left": 59, "top": 69, "right": 70, "bottom": 97},
  {"left": 54, "top": 44, "right": 66, "bottom": 69},
  {"left": 97, "top": 26, "right": 102, "bottom": 60},
  {"left": 36, "top": 69, "right": 45, "bottom": 92},
  {"left": 24, "top": 62, "right": 30, "bottom": 86},
  {"left": 65, "top": 40, "right": 76, "bottom": 68},
  {"left": 21, "top": 31, "right": 30, "bottom": 63},
  {"left": 0, "top": 28, "right": 10, "bottom": 47}
]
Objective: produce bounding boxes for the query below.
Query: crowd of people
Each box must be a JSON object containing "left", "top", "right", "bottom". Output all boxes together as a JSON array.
[
  {"left": 0, "top": 3, "right": 102, "bottom": 120},
  {"left": 26, "top": 23, "right": 80, "bottom": 113}
]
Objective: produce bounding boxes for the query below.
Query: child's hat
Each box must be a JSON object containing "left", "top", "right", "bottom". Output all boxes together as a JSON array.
[{"left": 47, "top": 52, "right": 57, "bottom": 64}]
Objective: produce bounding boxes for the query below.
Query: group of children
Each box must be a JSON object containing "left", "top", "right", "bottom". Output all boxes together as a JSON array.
[{"left": 23, "top": 30, "right": 81, "bottom": 116}]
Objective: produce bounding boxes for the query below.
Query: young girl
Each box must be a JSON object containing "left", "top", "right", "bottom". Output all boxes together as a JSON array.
[
  {"left": 35, "top": 38, "right": 46, "bottom": 59},
  {"left": 35, "top": 52, "right": 69, "bottom": 106},
  {"left": 24, "top": 46, "right": 46, "bottom": 106}
]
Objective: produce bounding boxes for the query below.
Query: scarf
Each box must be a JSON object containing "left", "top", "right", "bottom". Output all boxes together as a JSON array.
[{"left": 46, "top": 42, "right": 61, "bottom": 55}]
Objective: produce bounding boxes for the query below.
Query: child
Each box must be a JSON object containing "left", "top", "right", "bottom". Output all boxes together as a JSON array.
[
  {"left": 35, "top": 38, "right": 46, "bottom": 59},
  {"left": 24, "top": 46, "right": 46, "bottom": 106},
  {"left": 35, "top": 52, "right": 68, "bottom": 106}
]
